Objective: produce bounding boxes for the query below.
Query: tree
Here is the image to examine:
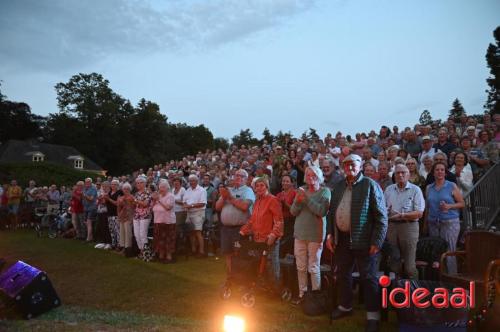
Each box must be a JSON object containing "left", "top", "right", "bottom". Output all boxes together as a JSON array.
[
  {"left": 419, "top": 110, "right": 433, "bottom": 126},
  {"left": 261, "top": 127, "right": 274, "bottom": 144},
  {"left": 485, "top": 26, "right": 500, "bottom": 115},
  {"left": 51, "top": 73, "right": 130, "bottom": 173},
  {"left": 0, "top": 99, "right": 46, "bottom": 142},
  {"left": 308, "top": 128, "right": 319, "bottom": 140},
  {"left": 214, "top": 137, "right": 229, "bottom": 151},
  {"left": 448, "top": 98, "right": 466, "bottom": 121},
  {"left": 0, "top": 81, "right": 6, "bottom": 102},
  {"left": 231, "top": 129, "right": 259, "bottom": 147}
]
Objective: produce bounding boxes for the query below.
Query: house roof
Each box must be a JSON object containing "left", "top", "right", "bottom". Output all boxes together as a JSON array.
[{"left": 0, "top": 139, "right": 103, "bottom": 171}]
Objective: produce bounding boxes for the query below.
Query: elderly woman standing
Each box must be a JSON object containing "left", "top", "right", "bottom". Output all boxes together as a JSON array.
[
  {"left": 152, "top": 179, "right": 176, "bottom": 263},
  {"left": 95, "top": 181, "right": 111, "bottom": 247},
  {"left": 240, "top": 177, "right": 283, "bottom": 284},
  {"left": 133, "top": 176, "right": 152, "bottom": 258},
  {"left": 117, "top": 183, "right": 135, "bottom": 254},
  {"left": 425, "top": 161, "right": 465, "bottom": 273},
  {"left": 450, "top": 151, "right": 473, "bottom": 195},
  {"left": 290, "top": 165, "right": 331, "bottom": 304}
]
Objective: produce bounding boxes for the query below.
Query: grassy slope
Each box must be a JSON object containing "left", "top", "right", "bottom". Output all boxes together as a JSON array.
[{"left": 0, "top": 230, "right": 397, "bottom": 331}]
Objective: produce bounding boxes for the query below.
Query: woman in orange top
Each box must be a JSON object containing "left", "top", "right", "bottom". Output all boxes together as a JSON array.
[{"left": 240, "top": 177, "right": 284, "bottom": 284}]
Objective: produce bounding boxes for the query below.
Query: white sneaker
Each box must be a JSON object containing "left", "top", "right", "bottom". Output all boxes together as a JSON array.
[
  {"left": 94, "top": 243, "right": 105, "bottom": 249},
  {"left": 104, "top": 244, "right": 112, "bottom": 250}
]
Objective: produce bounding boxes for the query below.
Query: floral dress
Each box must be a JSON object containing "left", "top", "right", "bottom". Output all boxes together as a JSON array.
[{"left": 134, "top": 191, "right": 152, "bottom": 220}]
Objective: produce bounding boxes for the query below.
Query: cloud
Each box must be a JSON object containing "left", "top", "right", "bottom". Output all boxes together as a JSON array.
[{"left": 0, "top": 0, "right": 317, "bottom": 72}]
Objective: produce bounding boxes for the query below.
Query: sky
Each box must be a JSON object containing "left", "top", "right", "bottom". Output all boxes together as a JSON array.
[{"left": 1, "top": 0, "right": 499, "bottom": 140}]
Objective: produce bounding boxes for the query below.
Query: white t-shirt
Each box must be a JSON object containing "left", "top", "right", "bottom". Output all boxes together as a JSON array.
[{"left": 183, "top": 185, "right": 207, "bottom": 212}]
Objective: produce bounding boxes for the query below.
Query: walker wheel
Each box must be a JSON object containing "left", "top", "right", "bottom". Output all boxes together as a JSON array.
[{"left": 241, "top": 292, "right": 256, "bottom": 308}]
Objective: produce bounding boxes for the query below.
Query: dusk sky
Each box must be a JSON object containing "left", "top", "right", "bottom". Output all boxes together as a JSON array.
[{"left": 1, "top": 0, "right": 499, "bottom": 139}]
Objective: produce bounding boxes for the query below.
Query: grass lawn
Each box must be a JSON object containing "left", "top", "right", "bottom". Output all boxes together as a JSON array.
[{"left": 0, "top": 230, "right": 398, "bottom": 331}]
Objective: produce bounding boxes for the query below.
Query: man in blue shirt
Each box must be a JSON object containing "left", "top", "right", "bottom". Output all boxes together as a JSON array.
[{"left": 215, "top": 169, "right": 255, "bottom": 280}]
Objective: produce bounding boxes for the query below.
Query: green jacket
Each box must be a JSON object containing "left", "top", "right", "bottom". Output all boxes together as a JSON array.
[{"left": 328, "top": 173, "right": 388, "bottom": 250}]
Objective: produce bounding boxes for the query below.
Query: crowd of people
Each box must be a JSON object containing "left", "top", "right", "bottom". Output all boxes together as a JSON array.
[{"left": 1, "top": 112, "right": 499, "bottom": 332}]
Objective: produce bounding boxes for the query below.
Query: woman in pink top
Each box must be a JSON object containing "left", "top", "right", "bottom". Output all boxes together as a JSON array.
[{"left": 152, "top": 179, "right": 176, "bottom": 263}]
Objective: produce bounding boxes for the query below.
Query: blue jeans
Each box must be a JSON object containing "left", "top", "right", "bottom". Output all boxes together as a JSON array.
[
  {"left": 335, "top": 232, "right": 381, "bottom": 312},
  {"left": 428, "top": 219, "right": 460, "bottom": 274},
  {"left": 268, "top": 239, "right": 280, "bottom": 284}
]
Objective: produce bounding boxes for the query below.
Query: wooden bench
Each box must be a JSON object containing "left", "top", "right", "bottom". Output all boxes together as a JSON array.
[{"left": 440, "top": 230, "right": 500, "bottom": 308}]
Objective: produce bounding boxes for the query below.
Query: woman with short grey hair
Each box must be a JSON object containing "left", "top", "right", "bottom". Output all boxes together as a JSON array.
[
  {"left": 290, "top": 165, "right": 331, "bottom": 304},
  {"left": 152, "top": 179, "right": 176, "bottom": 263},
  {"left": 117, "top": 182, "right": 135, "bottom": 254}
]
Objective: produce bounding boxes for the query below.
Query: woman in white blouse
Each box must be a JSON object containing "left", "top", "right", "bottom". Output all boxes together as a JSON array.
[{"left": 450, "top": 151, "right": 473, "bottom": 195}]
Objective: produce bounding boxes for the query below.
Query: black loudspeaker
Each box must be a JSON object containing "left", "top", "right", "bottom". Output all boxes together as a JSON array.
[{"left": 0, "top": 261, "right": 61, "bottom": 319}]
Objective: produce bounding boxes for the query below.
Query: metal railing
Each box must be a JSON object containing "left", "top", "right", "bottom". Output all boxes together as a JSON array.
[{"left": 462, "top": 161, "right": 500, "bottom": 230}]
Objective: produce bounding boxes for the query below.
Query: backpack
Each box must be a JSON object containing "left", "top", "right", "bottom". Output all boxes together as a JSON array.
[{"left": 301, "top": 290, "right": 329, "bottom": 316}]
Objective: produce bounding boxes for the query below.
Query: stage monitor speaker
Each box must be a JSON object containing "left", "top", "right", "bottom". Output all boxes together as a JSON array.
[{"left": 0, "top": 261, "right": 61, "bottom": 319}]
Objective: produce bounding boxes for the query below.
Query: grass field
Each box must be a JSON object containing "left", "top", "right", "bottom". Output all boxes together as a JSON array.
[{"left": 0, "top": 230, "right": 398, "bottom": 331}]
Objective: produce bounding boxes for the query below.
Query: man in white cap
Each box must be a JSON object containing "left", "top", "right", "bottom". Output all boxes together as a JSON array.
[
  {"left": 326, "top": 154, "right": 388, "bottom": 332},
  {"left": 418, "top": 135, "right": 440, "bottom": 165}
]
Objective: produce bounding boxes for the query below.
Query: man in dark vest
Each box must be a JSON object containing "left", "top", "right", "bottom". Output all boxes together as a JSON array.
[{"left": 326, "top": 154, "right": 388, "bottom": 332}]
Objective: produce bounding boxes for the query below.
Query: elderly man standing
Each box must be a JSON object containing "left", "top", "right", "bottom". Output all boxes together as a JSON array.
[
  {"left": 82, "top": 178, "right": 98, "bottom": 242},
  {"left": 327, "top": 154, "right": 388, "bottom": 332},
  {"left": 216, "top": 169, "right": 255, "bottom": 277},
  {"left": 47, "top": 184, "right": 61, "bottom": 215},
  {"left": 183, "top": 174, "right": 207, "bottom": 257},
  {"left": 384, "top": 164, "right": 425, "bottom": 279}
]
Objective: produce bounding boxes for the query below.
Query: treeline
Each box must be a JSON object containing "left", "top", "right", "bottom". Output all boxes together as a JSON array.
[{"left": 0, "top": 73, "right": 225, "bottom": 175}]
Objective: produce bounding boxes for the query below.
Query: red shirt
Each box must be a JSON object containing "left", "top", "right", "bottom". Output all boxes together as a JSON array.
[
  {"left": 240, "top": 194, "right": 283, "bottom": 243},
  {"left": 1, "top": 192, "right": 7, "bottom": 207},
  {"left": 70, "top": 189, "right": 84, "bottom": 214},
  {"left": 276, "top": 189, "right": 296, "bottom": 219}
]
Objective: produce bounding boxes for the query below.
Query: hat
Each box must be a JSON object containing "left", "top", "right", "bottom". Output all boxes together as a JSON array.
[
  {"left": 467, "top": 126, "right": 476, "bottom": 131},
  {"left": 343, "top": 154, "right": 362, "bottom": 164},
  {"left": 422, "top": 135, "right": 431, "bottom": 141}
]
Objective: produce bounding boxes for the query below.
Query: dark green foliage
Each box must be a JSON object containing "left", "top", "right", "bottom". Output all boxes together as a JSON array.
[
  {"left": 231, "top": 128, "right": 259, "bottom": 147},
  {"left": 261, "top": 127, "right": 274, "bottom": 144},
  {"left": 307, "top": 128, "right": 319, "bottom": 140},
  {"left": 213, "top": 137, "right": 229, "bottom": 151},
  {"left": 0, "top": 100, "right": 46, "bottom": 142},
  {"left": 0, "top": 162, "right": 99, "bottom": 187},
  {"left": 485, "top": 26, "right": 500, "bottom": 115},
  {"left": 448, "top": 98, "right": 466, "bottom": 121},
  {"left": 419, "top": 110, "right": 433, "bottom": 126},
  {"left": 47, "top": 73, "right": 215, "bottom": 175}
]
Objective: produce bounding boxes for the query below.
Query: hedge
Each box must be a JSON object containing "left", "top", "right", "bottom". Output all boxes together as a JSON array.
[{"left": 0, "top": 162, "right": 103, "bottom": 187}]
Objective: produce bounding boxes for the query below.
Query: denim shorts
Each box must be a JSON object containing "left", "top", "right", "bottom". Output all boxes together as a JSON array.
[
  {"left": 84, "top": 209, "right": 97, "bottom": 221},
  {"left": 220, "top": 225, "right": 241, "bottom": 255}
]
